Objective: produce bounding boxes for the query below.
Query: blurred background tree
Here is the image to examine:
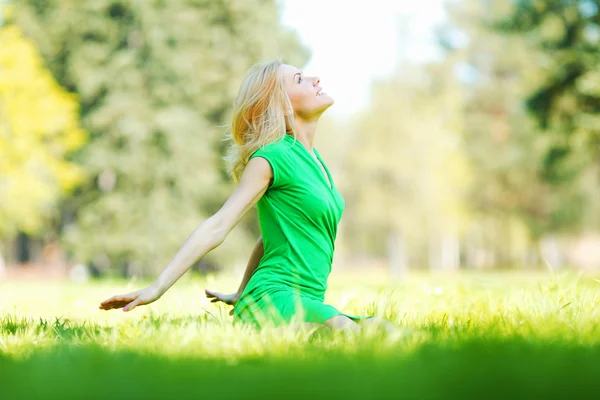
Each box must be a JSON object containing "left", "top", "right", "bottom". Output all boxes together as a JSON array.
[
  {"left": 327, "top": 0, "right": 600, "bottom": 272},
  {"left": 493, "top": 0, "right": 600, "bottom": 181},
  {"left": 11, "top": 0, "right": 310, "bottom": 276},
  {"left": 339, "top": 60, "right": 468, "bottom": 274},
  {"left": 2, "top": 0, "right": 600, "bottom": 277},
  {"left": 0, "top": 14, "right": 87, "bottom": 261},
  {"left": 440, "top": 0, "right": 600, "bottom": 267}
]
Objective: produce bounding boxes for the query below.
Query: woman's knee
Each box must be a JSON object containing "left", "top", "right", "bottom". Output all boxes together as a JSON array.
[
  {"left": 324, "top": 315, "right": 361, "bottom": 332},
  {"left": 358, "top": 316, "right": 398, "bottom": 333}
]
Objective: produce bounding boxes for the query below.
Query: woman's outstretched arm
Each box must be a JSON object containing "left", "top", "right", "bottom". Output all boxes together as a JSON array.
[
  {"left": 99, "top": 157, "right": 273, "bottom": 312},
  {"left": 236, "top": 235, "right": 264, "bottom": 294}
]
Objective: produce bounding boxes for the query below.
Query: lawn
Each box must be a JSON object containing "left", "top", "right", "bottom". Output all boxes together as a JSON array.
[{"left": 1, "top": 269, "right": 599, "bottom": 399}]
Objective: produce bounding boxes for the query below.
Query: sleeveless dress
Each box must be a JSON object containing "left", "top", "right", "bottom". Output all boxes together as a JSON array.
[{"left": 232, "top": 134, "right": 374, "bottom": 329}]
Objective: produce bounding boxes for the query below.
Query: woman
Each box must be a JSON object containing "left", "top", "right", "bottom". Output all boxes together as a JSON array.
[{"left": 99, "top": 60, "right": 396, "bottom": 333}]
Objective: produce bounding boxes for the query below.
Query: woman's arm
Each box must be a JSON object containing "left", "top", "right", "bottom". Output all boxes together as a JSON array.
[
  {"left": 99, "top": 157, "right": 273, "bottom": 312},
  {"left": 236, "top": 235, "right": 263, "bottom": 294},
  {"left": 205, "top": 235, "right": 263, "bottom": 314}
]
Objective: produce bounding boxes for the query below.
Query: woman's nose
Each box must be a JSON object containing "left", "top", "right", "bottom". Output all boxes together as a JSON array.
[{"left": 313, "top": 76, "right": 320, "bottom": 86}]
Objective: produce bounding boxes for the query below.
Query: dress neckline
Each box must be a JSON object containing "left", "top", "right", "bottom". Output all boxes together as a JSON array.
[{"left": 284, "top": 134, "right": 334, "bottom": 191}]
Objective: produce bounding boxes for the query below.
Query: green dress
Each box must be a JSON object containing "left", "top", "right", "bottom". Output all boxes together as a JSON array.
[{"left": 232, "top": 134, "right": 373, "bottom": 329}]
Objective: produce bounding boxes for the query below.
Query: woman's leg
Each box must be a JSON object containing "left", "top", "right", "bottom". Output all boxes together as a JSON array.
[
  {"left": 357, "top": 316, "right": 399, "bottom": 333},
  {"left": 324, "top": 315, "right": 361, "bottom": 332}
]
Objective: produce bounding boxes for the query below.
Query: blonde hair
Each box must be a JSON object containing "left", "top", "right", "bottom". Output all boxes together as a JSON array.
[{"left": 222, "top": 60, "right": 297, "bottom": 183}]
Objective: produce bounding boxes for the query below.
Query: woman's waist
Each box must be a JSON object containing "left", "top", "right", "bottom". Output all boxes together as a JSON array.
[
  {"left": 260, "top": 247, "right": 332, "bottom": 266},
  {"left": 242, "top": 272, "right": 327, "bottom": 299},
  {"left": 262, "top": 238, "right": 334, "bottom": 259}
]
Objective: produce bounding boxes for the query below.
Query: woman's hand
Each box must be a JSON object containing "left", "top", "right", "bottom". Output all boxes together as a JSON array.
[
  {"left": 99, "top": 285, "right": 163, "bottom": 312},
  {"left": 205, "top": 289, "right": 240, "bottom": 316}
]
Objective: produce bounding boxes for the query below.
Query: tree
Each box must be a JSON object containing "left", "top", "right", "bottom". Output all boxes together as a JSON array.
[
  {"left": 440, "top": 0, "right": 600, "bottom": 267},
  {"left": 14, "top": 0, "right": 310, "bottom": 275},
  {"left": 492, "top": 0, "right": 600, "bottom": 179},
  {"left": 337, "top": 0, "right": 600, "bottom": 270},
  {"left": 0, "top": 22, "right": 87, "bottom": 240},
  {"left": 341, "top": 60, "right": 469, "bottom": 271}
]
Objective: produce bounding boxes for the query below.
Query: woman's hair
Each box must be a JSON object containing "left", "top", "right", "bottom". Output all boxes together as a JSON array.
[{"left": 222, "top": 59, "right": 297, "bottom": 183}]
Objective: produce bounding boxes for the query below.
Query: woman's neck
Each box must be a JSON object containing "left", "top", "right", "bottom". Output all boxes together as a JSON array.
[{"left": 292, "top": 117, "right": 319, "bottom": 154}]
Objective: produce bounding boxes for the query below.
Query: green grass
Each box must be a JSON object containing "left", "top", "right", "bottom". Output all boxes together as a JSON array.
[{"left": 1, "top": 270, "right": 600, "bottom": 399}]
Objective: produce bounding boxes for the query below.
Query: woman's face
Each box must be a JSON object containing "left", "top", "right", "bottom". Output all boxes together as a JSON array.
[{"left": 279, "top": 64, "right": 334, "bottom": 118}]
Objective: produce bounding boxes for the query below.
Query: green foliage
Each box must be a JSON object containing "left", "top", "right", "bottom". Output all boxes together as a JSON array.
[
  {"left": 13, "top": 0, "right": 311, "bottom": 273},
  {"left": 442, "top": 0, "right": 600, "bottom": 259},
  {"left": 444, "top": 0, "right": 570, "bottom": 241},
  {"left": 492, "top": 0, "right": 600, "bottom": 178},
  {"left": 341, "top": 62, "right": 469, "bottom": 268},
  {"left": 336, "top": 0, "right": 600, "bottom": 268},
  {"left": 0, "top": 24, "right": 87, "bottom": 238}
]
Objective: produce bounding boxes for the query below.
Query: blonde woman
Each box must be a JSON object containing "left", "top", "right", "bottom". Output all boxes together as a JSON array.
[{"left": 100, "top": 60, "right": 397, "bottom": 334}]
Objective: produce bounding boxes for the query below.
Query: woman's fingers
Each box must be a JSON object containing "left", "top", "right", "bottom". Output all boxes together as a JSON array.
[
  {"left": 99, "top": 298, "right": 122, "bottom": 310},
  {"left": 100, "top": 299, "right": 124, "bottom": 308},
  {"left": 101, "top": 301, "right": 127, "bottom": 310},
  {"left": 99, "top": 293, "right": 137, "bottom": 310},
  {"left": 101, "top": 293, "right": 136, "bottom": 305},
  {"left": 206, "top": 289, "right": 238, "bottom": 314},
  {"left": 99, "top": 287, "right": 159, "bottom": 312},
  {"left": 100, "top": 295, "right": 124, "bottom": 306},
  {"left": 100, "top": 301, "right": 128, "bottom": 310},
  {"left": 205, "top": 289, "right": 222, "bottom": 298},
  {"left": 123, "top": 298, "right": 142, "bottom": 312},
  {"left": 206, "top": 289, "right": 226, "bottom": 301}
]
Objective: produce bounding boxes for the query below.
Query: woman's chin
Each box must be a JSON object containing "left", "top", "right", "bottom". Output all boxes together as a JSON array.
[
  {"left": 320, "top": 94, "right": 334, "bottom": 108},
  {"left": 306, "top": 96, "right": 334, "bottom": 115}
]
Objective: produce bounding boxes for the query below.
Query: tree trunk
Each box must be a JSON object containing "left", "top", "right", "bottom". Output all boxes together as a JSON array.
[
  {"left": 441, "top": 235, "right": 460, "bottom": 271},
  {"left": 387, "top": 229, "right": 409, "bottom": 279}
]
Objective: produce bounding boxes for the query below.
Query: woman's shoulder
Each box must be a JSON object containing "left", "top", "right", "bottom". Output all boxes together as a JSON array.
[
  {"left": 251, "top": 135, "right": 295, "bottom": 157},
  {"left": 249, "top": 135, "right": 298, "bottom": 188}
]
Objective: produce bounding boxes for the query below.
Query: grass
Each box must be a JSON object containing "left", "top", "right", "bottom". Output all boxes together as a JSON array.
[{"left": 1, "top": 269, "right": 600, "bottom": 399}]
